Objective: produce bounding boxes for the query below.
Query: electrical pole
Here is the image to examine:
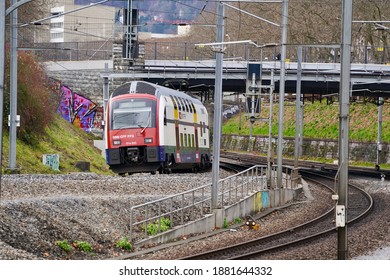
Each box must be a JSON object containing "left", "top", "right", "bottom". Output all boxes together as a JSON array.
[
  {"left": 294, "top": 46, "right": 302, "bottom": 171},
  {"left": 103, "top": 62, "right": 109, "bottom": 141},
  {"left": 267, "top": 70, "right": 274, "bottom": 188},
  {"left": 377, "top": 96, "right": 383, "bottom": 167},
  {"left": 9, "top": 0, "right": 18, "bottom": 172},
  {"left": 276, "top": 0, "right": 288, "bottom": 188},
  {"left": 337, "top": 0, "right": 352, "bottom": 260},
  {"left": 0, "top": 1, "right": 6, "bottom": 185},
  {"left": 125, "top": 0, "right": 133, "bottom": 60},
  {"left": 211, "top": 2, "right": 224, "bottom": 210},
  {"left": 249, "top": 73, "right": 256, "bottom": 139}
]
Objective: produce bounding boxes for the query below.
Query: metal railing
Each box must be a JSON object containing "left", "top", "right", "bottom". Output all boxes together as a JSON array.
[
  {"left": 25, "top": 40, "right": 390, "bottom": 65},
  {"left": 142, "top": 41, "right": 390, "bottom": 65},
  {"left": 129, "top": 165, "right": 299, "bottom": 243},
  {"left": 20, "top": 41, "right": 113, "bottom": 61}
]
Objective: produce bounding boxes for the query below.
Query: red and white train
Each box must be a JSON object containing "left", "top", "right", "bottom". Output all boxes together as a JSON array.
[{"left": 105, "top": 81, "right": 211, "bottom": 175}]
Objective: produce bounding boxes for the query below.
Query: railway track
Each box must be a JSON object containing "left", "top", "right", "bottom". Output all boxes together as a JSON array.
[
  {"left": 220, "top": 150, "right": 390, "bottom": 179},
  {"left": 180, "top": 158, "right": 373, "bottom": 260}
]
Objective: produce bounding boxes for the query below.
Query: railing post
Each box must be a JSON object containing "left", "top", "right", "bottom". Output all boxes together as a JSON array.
[
  {"left": 154, "top": 42, "right": 157, "bottom": 60},
  {"left": 192, "top": 191, "right": 195, "bottom": 221},
  {"left": 181, "top": 193, "right": 185, "bottom": 224},
  {"left": 364, "top": 45, "right": 368, "bottom": 64},
  {"left": 129, "top": 207, "right": 134, "bottom": 242},
  {"left": 158, "top": 201, "right": 162, "bottom": 233},
  {"left": 201, "top": 187, "right": 204, "bottom": 216},
  {"left": 144, "top": 206, "right": 148, "bottom": 237},
  {"left": 184, "top": 42, "right": 187, "bottom": 60},
  {"left": 170, "top": 197, "right": 174, "bottom": 227}
]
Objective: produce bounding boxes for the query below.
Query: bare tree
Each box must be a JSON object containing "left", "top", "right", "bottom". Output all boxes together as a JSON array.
[{"left": 5, "top": 0, "right": 51, "bottom": 44}]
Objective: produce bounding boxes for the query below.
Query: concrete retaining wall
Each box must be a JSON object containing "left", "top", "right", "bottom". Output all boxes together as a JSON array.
[
  {"left": 134, "top": 187, "right": 302, "bottom": 247},
  {"left": 221, "top": 134, "right": 390, "bottom": 164}
]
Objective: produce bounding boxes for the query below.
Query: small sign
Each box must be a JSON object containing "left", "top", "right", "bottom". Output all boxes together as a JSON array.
[
  {"left": 43, "top": 154, "right": 59, "bottom": 171},
  {"left": 8, "top": 115, "right": 20, "bottom": 127}
]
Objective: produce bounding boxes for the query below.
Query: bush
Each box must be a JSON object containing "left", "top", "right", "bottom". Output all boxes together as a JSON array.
[
  {"left": 4, "top": 50, "right": 58, "bottom": 146},
  {"left": 143, "top": 217, "right": 171, "bottom": 236},
  {"left": 55, "top": 240, "right": 73, "bottom": 252},
  {"left": 74, "top": 241, "right": 93, "bottom": 252},
  {"left": 116, "top": 237, "right": 133, "bottom": 250}
]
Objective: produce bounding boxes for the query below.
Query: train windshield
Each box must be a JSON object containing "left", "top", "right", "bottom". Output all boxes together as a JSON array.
[{"left": 111, "top": 98, "right": 156, "bottom": 130}]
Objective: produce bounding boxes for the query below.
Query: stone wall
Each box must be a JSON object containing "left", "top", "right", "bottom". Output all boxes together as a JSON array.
[
  {"left": 45, "top": 63, "right": 133, "bottom": 136},
  {"left": 221, "top": 135, "right": 390, "bottom": 164},
  {"left": 47, "top": 69, "right": 131, "bottom": 106}
]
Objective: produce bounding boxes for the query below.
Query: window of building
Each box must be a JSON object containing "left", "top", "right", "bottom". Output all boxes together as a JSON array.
[{"left": 50, "top": 22, "right": 64, "bottom": 29}]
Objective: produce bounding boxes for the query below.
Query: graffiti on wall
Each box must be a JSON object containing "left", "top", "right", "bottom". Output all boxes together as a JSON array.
[{"left": 55, "top": 84, "right": 103, "bottom": 132}]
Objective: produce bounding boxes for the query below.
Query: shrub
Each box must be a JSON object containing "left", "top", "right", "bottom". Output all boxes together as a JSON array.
[
  {"left": 55, "top": 240, "right": 73, "bottom": 252},
  {"left": 143, "top": 217, "right": 171, "bottom": 236},
  {"left": 223, "top": 218, "right": 229, "bottom": 229},
  {"left": 4, "top": 50, "right": 58, "bottom": 146},
  {"left": 116, "top": 237, "right": 133, "bottom": 250},
  {"left": 74, "top": 241, "right": 93, "bottom": 252}
]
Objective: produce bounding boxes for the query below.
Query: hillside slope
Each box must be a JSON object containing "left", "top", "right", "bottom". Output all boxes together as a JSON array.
[
  {"left": 222, "top": 100, "right": 389, "bottom": 143},
  {"left": 1, "top": 115, "right": 112, "bottom": 175}
]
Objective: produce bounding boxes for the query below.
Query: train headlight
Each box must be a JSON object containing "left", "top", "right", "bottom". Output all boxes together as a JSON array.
[
  {"left": 144, "top": 138, "right": 153, "bottom": 144},
  {"left": 113, "top": 140, "right": 121, "bottom": 145}
]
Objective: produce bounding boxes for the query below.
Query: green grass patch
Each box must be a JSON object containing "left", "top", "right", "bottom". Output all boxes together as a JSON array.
[
  {"left": 223, "top": 101, "right": 388, "bottom": 142},
  {"left": 116, "top": 237, "right": 133, "bottom": 250},
  {"left": 74, "top": 241, "right": 93, "bottom": 252},
  {"left": 143, "top": 217, "right": 171, "bottom": 236},
  {"left": 55, "top": 240, "right": 73, "bottom": 252},
  {"left": 1, "top": 114, "right": 114, "bottom": 175}
]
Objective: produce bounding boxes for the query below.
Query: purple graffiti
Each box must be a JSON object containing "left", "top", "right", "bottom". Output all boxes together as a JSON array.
[{"left": 57, "top": 85, "right": 97, "bottom": 132}]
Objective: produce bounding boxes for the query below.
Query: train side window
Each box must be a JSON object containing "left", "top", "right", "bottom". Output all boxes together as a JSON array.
[
  {"left": 204, "top": 139, "right": 207, "bottom": 146},
  {"left": 200, "top": 122, "right": 203, "bottom": 137},
  {"left": 184, "top": 134, "right": 188, "bottom": 147},
  {"left": 201, "top": 108, "right": 205, "bottom": 115},
  {"left": 181, "top": 98, "right": 188, "bottom": 112},
  {"left": 179, "top": 98, "right": 184, "bottom": 111},
  {"left": 170, "top": 96, "right": 177, "bottom": 110},
  {"left": 164, "top": 107, "right": 167, "bottom": 126},
  {"left": 174, "top": 96, "right": 182, "bottom": 111},
  {"left": 203, "top": 122, "right": 206, "bottom": 133},
  {"left": 178, "top": 97, "right": 183, "bottom": 111},
  {"left": 191, "top": 102, "right": 196, "bottom": 114},
  {"left": 180, "top": 133, "right": 183, "bottom": 147},
  {"left": 192, "top": 134, "right": 195, "bottom": 148},
  {"left": 186, "top": 99, "right": 193, "bottom": 113}
]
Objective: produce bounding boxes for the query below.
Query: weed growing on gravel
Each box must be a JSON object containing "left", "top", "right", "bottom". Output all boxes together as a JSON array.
[
  {"left": 223, "top": 218, "right": 229, "bottom": 228},
  {"left": 55, "top": 240, "right": 73, "bottom": 252},
  {"left": 143, "top": 217, "right": 171, "bottom": 235},
  {"left": 116, "top": 237, "right": 133, "bottom": 250},
  {"left": 234, "top": 217, "right": 242, "bottom": 224},
  {"left": 74, "top": 241, "right": 93, "bottom": 252}
]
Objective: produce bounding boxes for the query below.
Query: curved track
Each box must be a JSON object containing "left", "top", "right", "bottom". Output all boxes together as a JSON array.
[
  {"left": 180, "top": 163, "right": 373, "bottom": 260},
  {"left": 220, "top": 151, "right": 390, "bottom": 179}
]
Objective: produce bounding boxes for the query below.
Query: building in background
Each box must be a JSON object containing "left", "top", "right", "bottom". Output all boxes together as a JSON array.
[
  {"left": 24, "top": 0, "right": 192, "bottom": 62},
  {"left": 47, "top": 0, "right": 115, "bottom": 43},
  {"left": 20, "top": 0, "right": 117, "bottom": 61}
]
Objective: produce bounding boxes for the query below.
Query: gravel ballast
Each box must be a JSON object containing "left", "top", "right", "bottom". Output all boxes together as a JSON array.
[{"left": 0, "top": 172, "right": 389, "bottom": 260}]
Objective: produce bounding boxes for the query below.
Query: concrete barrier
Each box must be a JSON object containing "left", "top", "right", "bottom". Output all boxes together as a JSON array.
[{"left": 134, "top": 186, "right": 302, "bottom": 248}]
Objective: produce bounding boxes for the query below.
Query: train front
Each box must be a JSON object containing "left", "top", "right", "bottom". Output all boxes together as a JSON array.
[{"left": 105, "top": 94, "right": 162, "bottom": 175}]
